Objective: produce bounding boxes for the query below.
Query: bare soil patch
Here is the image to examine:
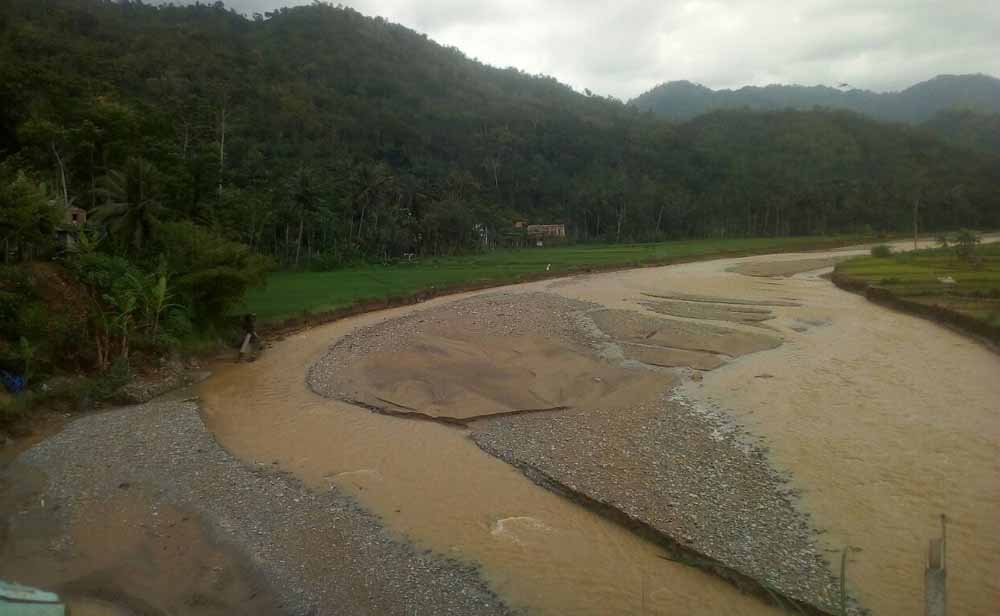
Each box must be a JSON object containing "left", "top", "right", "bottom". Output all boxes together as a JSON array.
[
  {"left": 589, "top": 309, "right": 782, "bottom": 357},
  {"left": 0, "top": 466, "right": 276, "bottom": 616},
  {"left": 309, "top": 293, "right": 665, "bottom": 421},
  {"left": 642, "top": 292, "right": 801, "bottom": 307},
  {"left": 640, "top": 298, "right": 775, "bottom": 325},
  {"left": 618, "top": 342, "right": 726, "bottom": 370}
]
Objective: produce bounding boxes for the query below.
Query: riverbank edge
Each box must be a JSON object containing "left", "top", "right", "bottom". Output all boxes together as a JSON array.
[
  {"left": 830, "top": 271, "right": 1000, "bottom": 351},
  {"left": 260, "top": 237, "right": 874, "bottom": 338},
  {"left": 3, "top": 241, "right": 867, "bottom": 453}
]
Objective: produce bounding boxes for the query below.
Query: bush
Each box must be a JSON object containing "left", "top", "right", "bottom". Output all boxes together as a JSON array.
[
  {"left": 954, "top": 229, "right": 981, "bottom": 261},
  {"left": 153, "top": 222, "right": 271, "bottom": 321},
  {"left": 870, "top": 244, "right": 893, "bottom": 258},
  {"left": 87, "top": 357, "right": 132, "bottom": 402}
]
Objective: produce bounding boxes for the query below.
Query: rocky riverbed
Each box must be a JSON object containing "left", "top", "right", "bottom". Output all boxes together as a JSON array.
[{"left": 0, "top": 399, "right": 510, "bottom": 616}]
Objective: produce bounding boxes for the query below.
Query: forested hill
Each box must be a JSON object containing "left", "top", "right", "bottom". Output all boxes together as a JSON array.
[
  {"left": 922, "top": 109, "right": 1000, "bottom": 156},
  {"left": 2, "top": 0, "right": 999, "bottom": 270},
  {"left": 630, "top": 75, "right": 1000, "bottom": 123}
]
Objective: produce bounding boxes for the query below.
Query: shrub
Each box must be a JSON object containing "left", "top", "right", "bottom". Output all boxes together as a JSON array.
[
  {"left": 87, "top": 357, "right": 131, "bottom": 402},
  {"left": 153, "top": 221, "right": 271, "bottom": 321},
  {"left": 870, "top": 244, "right": 893, "bottom": 258},
  {"left": 954, "top": 229, "right": 981, "bottom": 261}
]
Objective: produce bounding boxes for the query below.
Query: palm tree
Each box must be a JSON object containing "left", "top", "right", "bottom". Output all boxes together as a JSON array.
[{"left": 92, "top": 157, "right": 166, "bottom": 252}]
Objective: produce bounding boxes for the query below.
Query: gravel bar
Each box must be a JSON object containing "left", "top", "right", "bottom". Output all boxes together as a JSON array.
[
  {"left": 11, "top": 399, "right": 512, "bottom": 616},
  {"left": 472, "top": 391, "right": 854, "bottom": 614},
  {"left": 307, "top": 291, "right": 860, "bottom": 614}
]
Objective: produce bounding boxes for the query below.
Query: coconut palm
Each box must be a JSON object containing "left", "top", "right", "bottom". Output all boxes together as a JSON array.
[{"left": 92, "top": 157, "right": 166, "bottom": 252}]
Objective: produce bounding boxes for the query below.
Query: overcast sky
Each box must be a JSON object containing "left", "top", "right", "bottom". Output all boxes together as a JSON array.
[{"left": 191, "top": 0, "right": 1000, "bottom": 100}]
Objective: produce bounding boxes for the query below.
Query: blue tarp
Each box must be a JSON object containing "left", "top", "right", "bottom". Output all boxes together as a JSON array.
[{"left": 0, "top": 371, "right": 24, "bottom": 394}]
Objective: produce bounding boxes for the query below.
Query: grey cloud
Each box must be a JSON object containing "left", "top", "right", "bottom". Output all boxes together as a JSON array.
[{"left": 169, "top": 0, "right": 1000, "bottom": 98}]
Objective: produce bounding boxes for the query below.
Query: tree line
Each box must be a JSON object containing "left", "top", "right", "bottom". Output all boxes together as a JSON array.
[{"left": 1, "top": 0, "right": 998, "bottom": 273}]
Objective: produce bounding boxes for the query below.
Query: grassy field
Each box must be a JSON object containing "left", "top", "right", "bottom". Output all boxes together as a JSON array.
[
  {"left": 243, "top": 235, "right": 865, "bottom": 323},
  {"left": 834, "top": 242, "right": 1000, "bottom": 338}
]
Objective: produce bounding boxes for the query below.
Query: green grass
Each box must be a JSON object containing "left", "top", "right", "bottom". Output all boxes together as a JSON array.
[
  {"left": 835, "top": 242, "right": 1000, "bottom": 335},
  {"left": 242, "top": 235, "right": 864, "bottom": 322}
]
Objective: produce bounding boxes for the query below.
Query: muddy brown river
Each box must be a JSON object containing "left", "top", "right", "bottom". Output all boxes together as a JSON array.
[{"left": 200, "top": 240, "right": 1000, "bottom": 615}]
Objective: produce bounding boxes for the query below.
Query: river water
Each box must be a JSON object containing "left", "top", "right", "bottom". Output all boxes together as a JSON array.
[{"left": 200, "top": 241, "right": 999, "bottom": 615}]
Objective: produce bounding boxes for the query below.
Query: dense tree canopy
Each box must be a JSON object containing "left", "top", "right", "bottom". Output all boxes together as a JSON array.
[{"left": 1, "top": 0, "right": 998, "bottom": 269}]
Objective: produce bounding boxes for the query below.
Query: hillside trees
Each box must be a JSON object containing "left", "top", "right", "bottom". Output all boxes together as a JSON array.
[
  {"left": 0, "top": 164, "right": 61, "bottom": 262},
  {"left": 0, "top": 0, "right": 996, "bottom": 272}
]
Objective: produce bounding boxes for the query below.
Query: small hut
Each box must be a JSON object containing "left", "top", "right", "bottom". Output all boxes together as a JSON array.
[{"left": 56, "top": 206, "right": 87, "bottom": 249}]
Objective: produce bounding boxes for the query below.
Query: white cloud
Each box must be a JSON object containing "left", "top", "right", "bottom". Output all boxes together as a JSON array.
[{"left": 181, "top": 0, "right": 1000, "bottom": 98}]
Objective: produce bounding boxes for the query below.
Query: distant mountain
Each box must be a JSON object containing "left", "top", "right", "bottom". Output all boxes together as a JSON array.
[{"left": 630, "top": 74, "right": 1000, "bottom": 123}]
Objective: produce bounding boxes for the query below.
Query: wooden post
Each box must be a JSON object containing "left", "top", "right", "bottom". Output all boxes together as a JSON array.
[{"left": 925, "top": 515, "right": 946, "bottom": 616}]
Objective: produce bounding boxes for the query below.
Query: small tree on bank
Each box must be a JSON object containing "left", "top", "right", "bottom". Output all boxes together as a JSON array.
[{"left": 954, "top": 229, "right": 980, "bottom": 261}]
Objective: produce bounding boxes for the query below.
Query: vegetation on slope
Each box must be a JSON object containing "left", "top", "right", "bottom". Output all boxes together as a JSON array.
[
  {"left": 833, "top": 238, "right": 1000, "bottom": 344},
  {"left": 922, "top": 109, "right": 1000, "bottom": 156},
  {"left": 2, "top": 0, "right": 998, "bottom": 270}
]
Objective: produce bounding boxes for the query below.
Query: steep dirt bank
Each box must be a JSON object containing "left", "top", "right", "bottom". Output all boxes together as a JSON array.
[{"left": 831, "top": 271, "right": 1000, "bottom": 348}]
